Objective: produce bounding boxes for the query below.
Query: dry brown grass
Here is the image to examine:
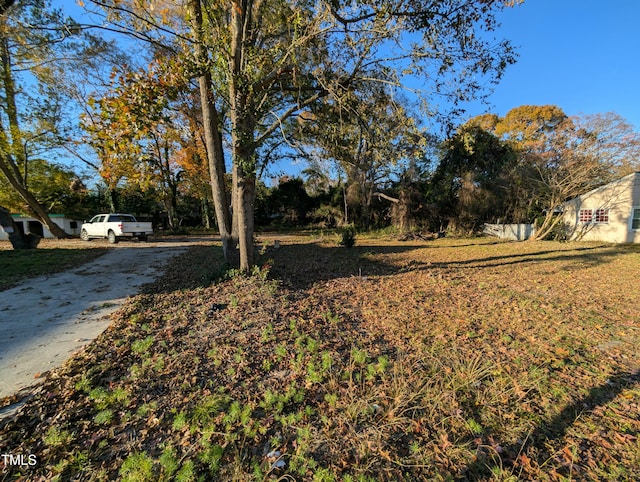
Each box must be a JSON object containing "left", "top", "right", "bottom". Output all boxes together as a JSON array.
[{"left": 1, "top": 235, "right": 638, "bottom": 481}]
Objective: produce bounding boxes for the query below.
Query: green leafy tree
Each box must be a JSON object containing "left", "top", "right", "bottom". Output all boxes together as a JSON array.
[
  {"left": 82, "top": 60, "right": 189, "bottom": 227},
  {"left": 432, "top": 123, "right": 516, "bottom": 233},
  {"left": 473, "top": 106, "right": 575, "bottom": 228},
  {"left": 0, "top": 159, "right": 90, "bottom": 217},
  {"left": 0, "top": 0, "right": 111, "bottom": 245},
  {"left": 297, "top": 84, "right": 429, "bottom": 228},
  {"left": 372, "top": 158, "right": 435, "bottom": 232},
  {"left": 265, "top": 177, "right": 313, "bottom": 225}
]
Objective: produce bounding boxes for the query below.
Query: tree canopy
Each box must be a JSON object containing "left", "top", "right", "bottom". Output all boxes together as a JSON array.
[
  {"left": 434, "top": 105, "right": 640, "bottom": 238},
  {"left": 0, "top": 0, "right": 112, "bottom": 242}
]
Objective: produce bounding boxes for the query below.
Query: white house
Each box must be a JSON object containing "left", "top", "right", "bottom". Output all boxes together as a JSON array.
[
  {"left": 561, "top": 172, "right": 640, "bottom": 243},
  {"left": 0, "top": 214, "right": 82, "bottom": 240}
]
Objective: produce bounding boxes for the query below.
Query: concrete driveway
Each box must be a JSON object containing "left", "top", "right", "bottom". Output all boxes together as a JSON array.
[{"left": 0, "top": 238, "right": 212, "bottom": 402}]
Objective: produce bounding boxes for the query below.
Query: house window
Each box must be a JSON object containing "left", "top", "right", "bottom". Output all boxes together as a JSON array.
[
  {"left": 579, "top": 209, "right": 593, "bottom": 223},
  {"left": 632, "top": 208, "right": 640, "bottom": 230},
  {"left": 70, "top": 221, "right": 78, "bottom": 229},
  {"left": 594, "top": 209, "right": 609, "bottom": 224}
]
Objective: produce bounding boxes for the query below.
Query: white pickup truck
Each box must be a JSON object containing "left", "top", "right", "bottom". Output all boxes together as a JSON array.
[{"left": 80, "top": 214, "right": 153, "bottom": 244}]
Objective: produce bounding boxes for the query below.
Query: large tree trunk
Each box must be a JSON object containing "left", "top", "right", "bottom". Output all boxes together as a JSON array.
[
  {"left": 231, "top": 163, "right": 240, "bottom": 246},
  {"left": 528, "top": 202, "right": 564, "bottom": 241},
  {"left": 236, "top": 172, "right": 256, "bottom": 271},
  {"left": 229, "top": 0, "right": 257, "bottom": 271},
  {"left": 198, "top": 75, "right": 232, "bottom": 255},
  {"left": 230, "top": 136, "right": 256, "bottom": 271},
  {"left": 189, "top": 0, "right": 233, "bottom": 260},
  {"left": 230, "top": 120, "right": 256, "bottom": 271}
]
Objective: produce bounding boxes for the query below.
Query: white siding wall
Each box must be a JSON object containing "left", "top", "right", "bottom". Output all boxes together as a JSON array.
[
  {"left": 0, "top": 216, "right": 81, "bottom": 240},
  {"left": 562, "top": 173, "right": 640, "bottom": 243}
]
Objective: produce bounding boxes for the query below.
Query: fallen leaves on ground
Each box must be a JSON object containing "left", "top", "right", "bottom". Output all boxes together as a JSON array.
[{"left": 1, "top": 235, "right": 638, "bottom": 481}]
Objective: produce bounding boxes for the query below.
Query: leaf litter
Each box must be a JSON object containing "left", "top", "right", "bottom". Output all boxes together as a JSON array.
[{"left": 1, "top": 236, "right": 638, "bottom": 481}]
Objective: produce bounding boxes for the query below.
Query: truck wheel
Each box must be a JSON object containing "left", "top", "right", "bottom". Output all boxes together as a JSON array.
[
  {"left": 107, "top": 230, "right": 119, "bottom": 244},
  {"left": 80, "top": 229, "right": 90, "bottom": 241}
]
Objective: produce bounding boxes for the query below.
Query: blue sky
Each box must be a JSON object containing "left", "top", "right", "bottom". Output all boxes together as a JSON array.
[{"left": 464, "top": 0, "right": 640, "bottom": 128}]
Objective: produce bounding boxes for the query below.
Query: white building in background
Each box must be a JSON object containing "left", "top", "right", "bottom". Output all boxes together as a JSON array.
[
  {"left": 561, "top": 172, "right": 640, "bottom": 243},
  {"left": 0, "top": 214, "right": 82, "bottom": 240}
]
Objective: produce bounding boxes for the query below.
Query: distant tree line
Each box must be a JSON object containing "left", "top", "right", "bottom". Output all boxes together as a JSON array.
[
  {"left": 252, "top": 106, "right": 640, "bottom": 238},
  {"left": 3, "top": 101, "right": 639, "bottom": 239}
]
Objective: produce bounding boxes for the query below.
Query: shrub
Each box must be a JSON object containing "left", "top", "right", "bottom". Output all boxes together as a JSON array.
[{"left": 339, "top": 226, "right": 356, "bottom": 248}]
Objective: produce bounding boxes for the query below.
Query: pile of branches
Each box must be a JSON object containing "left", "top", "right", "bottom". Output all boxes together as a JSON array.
[{"left": 397, "top": 230, "right": 445, "bottom": 241}]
